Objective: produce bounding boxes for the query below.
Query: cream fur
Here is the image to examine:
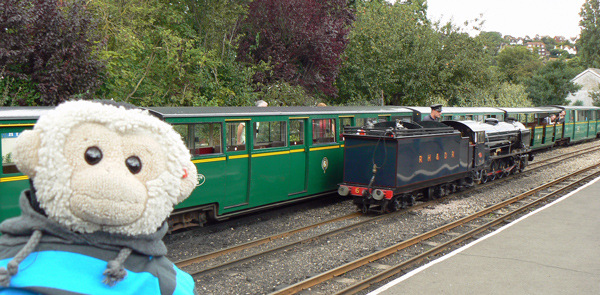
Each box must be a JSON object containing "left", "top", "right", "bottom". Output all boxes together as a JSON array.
[{"left": 13, "top": 100, "right": 198, "bottom": 235}]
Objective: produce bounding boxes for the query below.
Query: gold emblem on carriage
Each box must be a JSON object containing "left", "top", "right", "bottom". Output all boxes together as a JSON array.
[{"left": 322, "top": 157, "right": 329, "bottom": 173}]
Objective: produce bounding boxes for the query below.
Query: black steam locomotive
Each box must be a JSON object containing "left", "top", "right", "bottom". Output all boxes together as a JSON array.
[{"left": 338, "top": 118, "right": 531, "bottom": 213}]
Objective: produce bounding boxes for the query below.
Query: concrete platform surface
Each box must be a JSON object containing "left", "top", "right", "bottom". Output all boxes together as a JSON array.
[{"left": 369, "top": 177, "right": 600, "bottom": 295}]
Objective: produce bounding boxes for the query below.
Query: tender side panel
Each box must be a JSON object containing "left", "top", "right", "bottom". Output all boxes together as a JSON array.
[{"left": 395, "top": 133, "right": 468, "bottom": 187}]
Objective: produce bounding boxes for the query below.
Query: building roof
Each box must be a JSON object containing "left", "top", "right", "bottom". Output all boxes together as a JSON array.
[{"left": 571, "top": 68, "right": 600, "bottom": 82}]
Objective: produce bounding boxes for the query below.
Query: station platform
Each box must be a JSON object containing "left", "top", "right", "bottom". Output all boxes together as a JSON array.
[{"left": 369, "top": 176, "right": 600, "bottom": 295}]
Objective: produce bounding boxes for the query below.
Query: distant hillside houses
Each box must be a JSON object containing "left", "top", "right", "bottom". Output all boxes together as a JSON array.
[
  {"left": 501, "top": 34, "right": 578, "bottom": 57},
  {"left": 526, "top": 42, "right": 547, "bottom": 56},
  {"left": 566, "top": 68, "right": 600, "bottom": 106}
]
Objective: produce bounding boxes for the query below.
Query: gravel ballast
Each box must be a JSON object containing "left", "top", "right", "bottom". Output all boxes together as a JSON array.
[{"left": 164, "top": 141, "right": 600, "bottom": 294}]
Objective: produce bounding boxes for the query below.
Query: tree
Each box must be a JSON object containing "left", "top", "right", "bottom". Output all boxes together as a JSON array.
[
  {"left": 590, "top": 85, "right": 600, "bottom": 106},
  {"left": 336, "top": 0, "right": 439, "bottom": 105},
  {"left": 0, "top": 0, "right": 105, "bottom": 106},
  {"left": 525, "top": 59, "right": 581, "bottom": 106},
  {"left": 459, "top": 81, "right": 533, "bottom": 107},
  {"left": 237, "top": 0, "right": 354, "bottom": 98},
  {"left": 578, "top": 0, "right": 600, "bottom": 68},
  {"left": 495, "top": 46, "right": 542, "bottom": 84},
  {"left": 476, "top": 31, "right": 504, "bottom": 57},
  {"left": 434, "top": 23, "right": 496, "bottom": 106},
  {"left": 89, "top": 0, "right": 257, "bottom": 106}
]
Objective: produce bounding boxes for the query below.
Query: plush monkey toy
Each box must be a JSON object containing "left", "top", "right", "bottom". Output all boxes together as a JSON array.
[{"left": 0, "top": 100, "right": 198, "bottom": 295}]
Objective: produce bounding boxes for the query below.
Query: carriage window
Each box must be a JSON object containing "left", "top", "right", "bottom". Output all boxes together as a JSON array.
[
  {"left": 173, "top": 125, "right": 189, "bottom": 146},
  {"left": 226, "top": 122, "right": 246, "bottom": 151},
  {"left": 391, "top": 115, "right": 411, "bottom": 123},
  {"left": 193, "top": 123, "right": 222, "bottom": 155},
  {"left": 577, "top": 110, "right": 586, "bottom": 121},
  {"left": 173, "top": 123, "right": 223, "bottom": 156},
  {"left": 312, "top": 118, "right": 336, "bottom": 144},
  {"left": 254, "top": 121, "right": 287, "bottom": 149},
  {"left": 340, "top": 118, "right": 353, "bottom": 141},
  {"left": 465, "top": 115, "right": 473, "bottom": 120},
  {"left": 290, "top": 120, "right": 304, "bottom": 146},
  {"left": 443, "top": 115, "right": 452, "bottom": 121},
  {"left": 356, "top": 118, "right": 376, "bottom": 127},
  {"left": 2, "top": 132, "right": 22, "bottom": 174}
]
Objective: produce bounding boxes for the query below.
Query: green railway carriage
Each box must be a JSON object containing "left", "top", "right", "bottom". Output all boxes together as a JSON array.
[
  {"left": 554, "top": 106, "right": 600, "bottom": 144},
  {"left": 0, "top": 105, "right": 414, "bottom": 230},
  {"left": 498, "top": 107, "right": 564, "bottom": 150},
  {"left": 0, "top": 107, "right": 53, "bottom": 223},
  {"left": 407, "top": 106, "right": 505, "bottom": 122},
  {"left": 145, "top": 106, "right": 414, "bottom": 230}
]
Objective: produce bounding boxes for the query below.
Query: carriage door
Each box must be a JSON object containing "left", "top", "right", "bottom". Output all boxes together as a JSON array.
[
  {"left": 224, "top": 120, "right": 250, "bottom": 209},
  {"left": 288, "top": 118, "right": 307, "bottom": 196}
]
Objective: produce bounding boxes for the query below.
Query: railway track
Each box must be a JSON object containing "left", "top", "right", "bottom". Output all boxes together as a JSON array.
[
  {"left": 271, "top": 161, "right": 600, "bottom": 295},
  {"left": 173, "top": 145, "right": 600, "bottom": 278}
]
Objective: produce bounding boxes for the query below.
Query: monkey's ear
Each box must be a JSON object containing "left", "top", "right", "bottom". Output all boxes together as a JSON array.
[
  {"left": 177, "top": 162, "right": 198, "bottom": 204},
  {"left": 13, "top": 130, "right": 41, "bottom": 178}
]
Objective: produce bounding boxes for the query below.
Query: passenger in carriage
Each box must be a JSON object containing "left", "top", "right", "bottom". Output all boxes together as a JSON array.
[
  {"left": 557, "top": 110, "right": 566, "bottom": 123},
  {"left": 237, "top": 100, "right": 268, "bottom": 144},
  {"left": 543, "top": 114, "right": 556, "bottom": 125}
]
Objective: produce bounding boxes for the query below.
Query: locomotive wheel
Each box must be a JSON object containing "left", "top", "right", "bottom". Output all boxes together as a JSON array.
[
  {"left": 426, "top": 187, "right": 437, "bottom": 200},
  {"left": 489, "top": 162, "right": 497, "bottom": 181},
  {"left": 479, "top": 169, "right": 488, "bottom": 184},
  {"left": 509, "top": 161, "right": 517, "bottom": 175},
  {"left": 406, "top": 194, "right": 415, "bottom": 206},
  {"left": 386, "top": 197, "right": 402, "bottom": 213},
  {"left": 497, "top": 160, "right": 506, "bottom": 178},
  {"left": 434, "top": 185, "right": 446, "bottom": 198},
  {"left": 518, "top": 159, "right": 527, "bottom": 172},
  {"left": 356, "top": 203, "right": 370, "bottom": 213}
]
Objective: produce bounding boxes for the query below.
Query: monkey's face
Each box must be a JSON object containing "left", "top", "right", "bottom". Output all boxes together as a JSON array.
[{"left": 64, "top": 123, "right": 165, "bottom": 226}]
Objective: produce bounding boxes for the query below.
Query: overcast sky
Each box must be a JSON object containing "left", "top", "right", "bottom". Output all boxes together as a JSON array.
[{"left": 425, "top": 0, "right": 586, "bottom": 38}]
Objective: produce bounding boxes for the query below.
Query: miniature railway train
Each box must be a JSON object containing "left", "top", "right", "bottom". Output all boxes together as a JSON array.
[
  {"left": 1, "top": 105, "right": 599, "bottom": 229},
  {"left": 338, "top": 118, "right": 531, "bottom": 212}
]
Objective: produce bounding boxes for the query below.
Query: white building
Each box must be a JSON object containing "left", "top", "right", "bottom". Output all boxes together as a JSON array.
[{"left": 566, "top": 68, "right": 600, "bottom": 106}]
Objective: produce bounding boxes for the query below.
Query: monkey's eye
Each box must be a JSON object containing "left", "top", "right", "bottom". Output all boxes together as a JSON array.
[
  {"left": 85, "top": 147, "right": 103, "bottom": 165},
  {"left": 125, "top": 156, "right": 142, "bottom": 174}
]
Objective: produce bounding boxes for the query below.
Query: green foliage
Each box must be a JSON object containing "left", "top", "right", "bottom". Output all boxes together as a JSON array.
[
  {"left": 90, "top": 0, "right": 257, "bottom": 106},
  {"left": 475, "top": 31, "right": 504, "bottom": 57},
  {"left": 2, "top": 152, "right": 12, "bottom": 164},
  {"left": 456, "top": 82, "right": 532, "bottom": 107},
  {"left": 549, "top": 48, "right": 569, "bottom": 58},
  {"left": 540, "top": 36, "right": 557, "bottom": 48},
  {"left": 578, "top": 0, "right": 600, "bottom": 68},
  {"left": 525, "top": 59, "right": 581, "bottom": 106},
  {"left": 256, "top": 81, "right": 318, "bottom": 106},
  {"left": 573, "top": 100, "right": 584, "bottom": 106},
  {"left": 0, "top": 73, "right": 40, "bottom": 106},
  {"left": 434, "top": 23, "right": 496, "bottom": 106},
  {"left": 496, "top": 46, "right": 542, "bottom": 84},
  {"left": 590, "top": 85, "right": 600, "bottom": 106},
  {"left": 336, "top": 0, "right": 438, "bottom": 106}
]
